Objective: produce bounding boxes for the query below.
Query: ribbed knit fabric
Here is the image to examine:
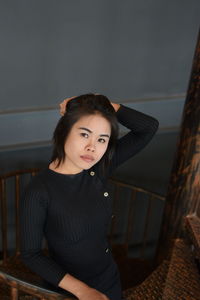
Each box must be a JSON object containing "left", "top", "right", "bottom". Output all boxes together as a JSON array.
[{"left": 20, "top": 105, "right": 159, "bottom": 300}]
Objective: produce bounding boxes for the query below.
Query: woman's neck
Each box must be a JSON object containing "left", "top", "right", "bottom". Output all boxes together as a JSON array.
[{"left": 49, "top": 160, "right": 83, "bottom": 175}]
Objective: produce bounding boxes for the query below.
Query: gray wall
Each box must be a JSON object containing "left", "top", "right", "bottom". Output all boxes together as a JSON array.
[
  {"left": 0, "top": 0, "right": 199, "bottom": 192},
  {"left": 0, "top": 97, "right": 184, "bottom": 149},
  {"left": 0, "top": 0, "right": 199, "bottom": 111}
]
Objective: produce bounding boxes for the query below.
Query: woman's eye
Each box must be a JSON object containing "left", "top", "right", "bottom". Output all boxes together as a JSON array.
[
  {"left": 80, "top": 133, "right": 89, "bottom": 138},
  {"left": 98, "top": 138, "right": 106, "bottom": 143}
]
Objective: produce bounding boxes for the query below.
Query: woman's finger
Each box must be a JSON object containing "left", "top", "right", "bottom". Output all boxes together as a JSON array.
[{"left": 59, "top": 96, "right": 77, "bottom": 115}]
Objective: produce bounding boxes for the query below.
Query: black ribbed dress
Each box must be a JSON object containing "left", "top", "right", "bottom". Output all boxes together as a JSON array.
[{"left": 20, "top": 105, "right": 159, "bottom": 300}]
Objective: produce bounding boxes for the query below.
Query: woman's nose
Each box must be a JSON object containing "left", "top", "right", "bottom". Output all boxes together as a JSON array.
[{"left": 86, "top": 142, "right": 95, "bottom": 152}]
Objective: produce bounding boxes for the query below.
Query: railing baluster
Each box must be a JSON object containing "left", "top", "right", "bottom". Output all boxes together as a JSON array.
[
  {"left": 125, "top": 189, "right": 136, "bottom": 254},
  {"left": 140, "top": 194, "right": 154, "bottom": 259},
  {"left": 0, "top": 178, "right": 8, "bottom": 263},
  {"left": 11, "top": 286, "right": 18, "bottom": 300},
  {"left": 15, "top": 174, "right": 20, "bottom": 257}
]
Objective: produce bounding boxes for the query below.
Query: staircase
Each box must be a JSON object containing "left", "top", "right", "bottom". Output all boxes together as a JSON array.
[{"left": 123, "top": 215, "right": 200, "bottom": 300}]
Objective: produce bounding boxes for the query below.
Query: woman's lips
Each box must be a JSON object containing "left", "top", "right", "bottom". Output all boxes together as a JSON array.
[{"left": 80, "top": 155, "right": 95, "bottom": 163}]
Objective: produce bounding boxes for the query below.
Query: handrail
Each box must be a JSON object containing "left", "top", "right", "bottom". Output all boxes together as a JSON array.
[
  {"left": 0, "top": 269, "right": 76, "bottom": 300},
  {"left": 109, "top": 177, "right": 165, "bottom": 201},
  {"left": 0, "top": 168, "right": 40, "bottom": 179}
]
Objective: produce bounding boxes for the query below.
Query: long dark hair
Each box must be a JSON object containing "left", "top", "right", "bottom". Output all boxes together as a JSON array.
[{"left": 51, "top": 93, "right": 119, "bottom": 171}]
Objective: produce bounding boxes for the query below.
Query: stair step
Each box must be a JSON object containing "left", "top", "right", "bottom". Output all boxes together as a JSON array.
[
  {"left": 123, "top": 238, "right": 200, "bottom": 299},
  {"left": 123, "top": 260, "right": 169, "bottom": 300},
  {"left": 162, "top": 239, "right": 200, "bottom": 300}
]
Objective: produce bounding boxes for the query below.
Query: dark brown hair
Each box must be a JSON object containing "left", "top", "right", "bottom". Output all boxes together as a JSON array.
[{"left": 51, "top": 93, "right": 119, "bottom": 171}]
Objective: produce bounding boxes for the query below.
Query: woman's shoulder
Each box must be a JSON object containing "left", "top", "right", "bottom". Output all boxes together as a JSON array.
[
  {"left": 22, "top": 169, "right": 50, "bottom": 208},
  {"left": 24, "top": 169, "right": 50, "bottom": 195}
]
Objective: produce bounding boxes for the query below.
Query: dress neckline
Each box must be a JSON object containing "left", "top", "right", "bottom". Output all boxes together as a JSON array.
[{"left": 47, "top": 167, "right": 84, "bottom": 179}]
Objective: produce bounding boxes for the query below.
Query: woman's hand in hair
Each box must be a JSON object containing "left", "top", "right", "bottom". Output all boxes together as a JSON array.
[
  {"left": 59, "top": 96, "right": 76, "bottom": 116},
  {"left": 110, "top": 102, "right": 120, "bottom": 112},
  {"left": 59, "top": 95, "right": 121, "bottom": 116},
  {"left": 94, "top": 94, "right": 120, "bottom": 112}
]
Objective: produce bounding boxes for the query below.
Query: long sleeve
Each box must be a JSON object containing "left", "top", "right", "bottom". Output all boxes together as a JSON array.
[
  {"left": 108, "top": 104, "right": 159, "bottom": 174},
  {"left": 20, "top": 179, "right": 67, "bottom": 286}
]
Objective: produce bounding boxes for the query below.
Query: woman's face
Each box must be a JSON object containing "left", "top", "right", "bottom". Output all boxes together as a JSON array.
[{"left": 63, "top": 113, "right": 111, "bottom": 174}]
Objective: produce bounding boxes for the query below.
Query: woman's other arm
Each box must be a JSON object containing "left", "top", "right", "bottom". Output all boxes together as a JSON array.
[
  {"left": 109, "top": 104, "right": 159, "bottom": 173},
  {"left": 59, "top": 274, "right": 109, "bottom": 300}
]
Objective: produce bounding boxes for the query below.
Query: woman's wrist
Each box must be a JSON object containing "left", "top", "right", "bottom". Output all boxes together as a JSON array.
[{"left": 58, "top": 273, "right": 90, "bottom": 298}]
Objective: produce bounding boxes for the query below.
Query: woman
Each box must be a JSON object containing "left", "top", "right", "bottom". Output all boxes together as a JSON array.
[{"left": 20, "top": 93, "right": 159, "bottom": 300}]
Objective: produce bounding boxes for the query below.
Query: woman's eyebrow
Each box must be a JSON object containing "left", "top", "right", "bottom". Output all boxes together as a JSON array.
[
  {"left": 78, "top": 127, "right": 110, "bottom": 138},
  {"left": 78, "top": 127, "right": 92, "bottom": 133}
]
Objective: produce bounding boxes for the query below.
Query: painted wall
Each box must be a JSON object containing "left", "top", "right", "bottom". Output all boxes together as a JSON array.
[
  {"left": 0, "top": 0, "right": 199, "bottom": 112},
  {"left": 0, "top": 0, "right": 199, "bottom": 188},
  {"left": 0, "top": 97, "right": 184, "bottom": 149}
]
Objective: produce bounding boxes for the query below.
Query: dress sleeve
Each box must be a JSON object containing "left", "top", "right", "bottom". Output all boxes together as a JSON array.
[
  {"left": 20, "top": 178, "right": 66, "bottom": 286},
  {"left": 108, "top": 104, "right": 159, "bottom": 175}
]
